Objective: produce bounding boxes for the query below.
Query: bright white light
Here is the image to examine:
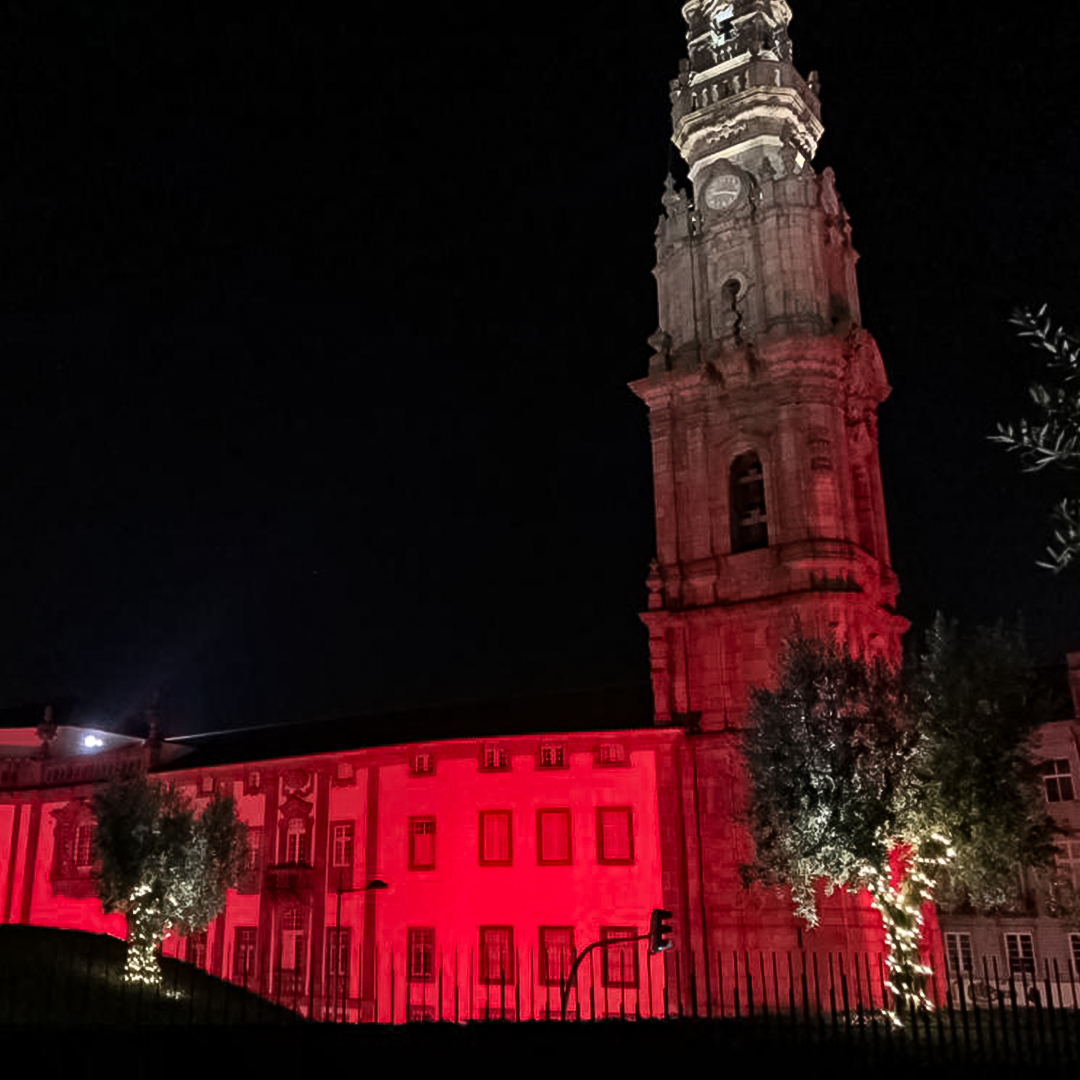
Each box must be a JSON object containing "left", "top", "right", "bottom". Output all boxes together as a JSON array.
[{"left": 83, "top": 734, "right": 104, "bottom": 749}]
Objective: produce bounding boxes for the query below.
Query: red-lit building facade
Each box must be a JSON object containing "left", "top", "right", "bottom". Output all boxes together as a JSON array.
[{"left": 1, "top": 1, "right": 927, "bottom": 1019}]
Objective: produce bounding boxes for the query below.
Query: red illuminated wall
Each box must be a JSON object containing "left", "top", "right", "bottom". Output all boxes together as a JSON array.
[{"left": 1, "top": 729, "right": 677, "bottom": 1021}]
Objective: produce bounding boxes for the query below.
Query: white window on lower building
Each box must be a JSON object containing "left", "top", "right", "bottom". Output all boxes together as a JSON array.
[
  {"left": 1058, "top": 841, "right": 1080, "bottom": 888},
  {"left": 1041, "top": 759, "right": 1076, "bottom": 803},
  {"left": 945, "top": 932, "right": 973, "bottom": 977},
  {"left": 1005, "top": 933, "right": 1036, "bottom": 977}
]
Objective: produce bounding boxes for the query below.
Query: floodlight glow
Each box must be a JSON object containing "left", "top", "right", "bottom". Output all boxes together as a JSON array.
[{"left": 83, "top": 735, "right": 104, "bottom": 749}]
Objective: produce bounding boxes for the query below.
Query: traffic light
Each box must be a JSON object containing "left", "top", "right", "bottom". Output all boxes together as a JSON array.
[{"left": 648, "top": 908, "right": 674, "bottom": 954}]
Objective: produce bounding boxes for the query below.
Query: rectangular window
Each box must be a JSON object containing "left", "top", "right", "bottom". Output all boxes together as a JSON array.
[
  {"left": 479, "top": 811, "right": 512, "bottom": 866},
  {"left": 335, "top": 760, "right": 355, "bottom": 786},
  {"left": 199, "top": 774, "right": 216, "bottom": 796},
  {"left": 245, "top": 827, "right": 263, "bottom": 872},
  {"left": 407, "top": 927, "right": 435, "bottom": 983},
  {"left": 74, "top": 825, "right": 94, "bottom": 870},
  {"left": 409, "top": 817, "right": 436, "bottom": 870},
  {"left": 234, "top": 927, "right": 258, "bottom": 983},
  {"left": 538, "top": 927, "right": 575, "bottom": 987},
  {"left": 595, "top": 743, "right": 627, "bottom": 767},
  {"left": 286, "top": 819, "right": 308, "bottom": 865},
  {"left": 1042, "top": 759, "right": 1076, "bottom": 802},
  {"left": 244, "top": 770, "right": 262, "bottom": 795},
  {"left": 1005, "top": 933, "right": 1035, "bottom": 977},
  {"left": 481, "top": 745, "right": 509, "bottom": 772},
  {"left": 1057, "top": 840, "right": 1080, "bottom": 888},
  {"left": 280, "top": 909, "right": 306, "bottom": 995},
  {"left": 1071, "top": 934, "right": 1080, "bottom": 977},
  {"left": 185, "top": 931, "right": 208, "bottom": 970},
  {"left": 479, "top": 926, "right": 514, "bottom": 985},
  {"left": 536, "top": 809, "right": 572, "bottom": 865},
  {"left": 600, "top": 927, "right": 639, "bottom": 989},
  {"left": 411, "top": 752, "right": 434, "bottom": 776},
  {"left": 331, "top": 822, "right": 354, "bottom": 870},
  {"left": 596, "top": 807, "right": 634, "bottom": 864},
  {"left": 325, "top": 928, "right": 350, "bottom": 999},
  {"left": 538, "top": 744, "right": 566, "bottom": 769},
  {"left": 945, "top": 932, "right": 973, "bottom": 977}
]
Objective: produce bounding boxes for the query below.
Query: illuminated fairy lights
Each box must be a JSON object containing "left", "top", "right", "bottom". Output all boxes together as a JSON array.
[{"left": 865, "top": 833, "right": 955, "bottom": 1026}]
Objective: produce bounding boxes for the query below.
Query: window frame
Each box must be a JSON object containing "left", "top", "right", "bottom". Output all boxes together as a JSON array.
[
  {"left": 478, "top": 925, "right": 515, "bottom": 985},
  {"left": 600, "top": 927, "right": 640, "bottom": 989},
  {"left": 233, "top": 926, "right": 258, "bottom": 983},
  {"left": 330, "top": 821, "right": 355, "bottom": 873},
  {"left": 478, "top": 810, "right": 513, "bottom": 867},
  {"left": 535, "top": 809, "right": 572, "bottom": 866},
  {"left": 538, "top": 926, "right": 575, "bottom": 987},
  {"left": 408, "top": 816, "right": 437, "bottom": 871},
  {"left": 594, "top": 742, "right": 628, "bottom": 768},
  {"left": 1041, "top": 759, "right": 1076, "bottom": 803},
  {"left": 596, "top": 806, "right": 635, "bottom": 865},
  {"left": 1004, "top": 932, "right": 1036, "bottom": 977},
  {"left": 537, "top": 743, "right": 567, "bottom": 770},
  {"left": 944, "top": 932, "right": 974, "bottom": 977},
  {"left": 480, "top": 745, "right": 510, "bottom": 773},
  {"left": 407, "top": 926, "right": 435, "bottom": 983},
  {"left": 730, "top": 449, "right": 769, "bottom": 554},
  {"left": 410, "top": 751, "right": 435, "bottom": 777}
]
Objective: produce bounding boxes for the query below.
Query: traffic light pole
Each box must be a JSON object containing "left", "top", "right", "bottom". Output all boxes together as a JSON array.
[{"left": 558, "top": 933, "right": 650, "bottom": 1022}]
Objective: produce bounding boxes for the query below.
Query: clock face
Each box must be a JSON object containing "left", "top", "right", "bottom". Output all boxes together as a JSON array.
[{"left": 704, "top": 173, "right": 742, "bottom": 212}]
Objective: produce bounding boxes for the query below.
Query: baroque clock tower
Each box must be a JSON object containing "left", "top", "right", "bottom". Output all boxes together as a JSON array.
[{"left": 634, "top": 1, "right": 908, "bottom": 972}]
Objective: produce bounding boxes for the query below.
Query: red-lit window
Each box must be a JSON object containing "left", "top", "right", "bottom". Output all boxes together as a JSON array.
[
  {"left": 538, "top": 744, "right": 566, "bottom": 769},
  {"left": 185, "top": 930, "right": 208, "bottom": 970},
  {"left": 330, "top": 822, "right": 354, "bottom": 870},
  {"left": 234, "top": 927, "right": 258, "bottom": 983},
  {"left": 409, "top": 817, "right": 436, "bottom": 870},
  {"left": 200, "top": 774, "right": 216, "bottom": 796},
  {"left": 479, "top": 811, "right": 512, "bottom": 866},
  {"left": 536, "top": 809, "right": 572, "bottom": 865},
  {"left": 479, "top": 926, "right": 514, "bottom": 985},
  {"left": 244, "top": 770, "right": 262, "bottom": 795},
  {"left": 596, "top": 808, "right": 634, "bottom": 864},
  {"left": 335, "top": 760, "right": 355, "bottom": 786},
  {"left": 407, "top": 927, "right": 435, "bottom": 982},
  {"left": 280, "top": 909, "right": 306, "bottom": 994},
  {"left": 411, "top": 752, "right": 435, "bottom": 777},
  {"left": 481, "top": 745, "right": 510, "bottom": 772},
  {"left": 538, "top": 927, "right": 575, "bottom": 987},
  {"left": 600, "top": 927, "right": 639, "bottom": 989},
  {"left": 74, "top": 825, "right": 94, "bottom": 869},
  {"left": 1041, "top": 760, "right": 1076, "bottom": 802},
  {"left": 595, "top": 743, "right": 628, "bottom": 767},
  {"left": 285, "top": 818, "right": 308, "bottom": 865},
  {"left": 245, "top": 827, "right": 263, "bottom": 871},
  {"left": 325, "top": 927, "right": 350, "bottom": 1000}
]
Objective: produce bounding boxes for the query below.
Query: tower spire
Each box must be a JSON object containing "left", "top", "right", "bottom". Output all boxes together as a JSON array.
[
  {"left": 633, "top": 3, "right": 905, "bottom": 732},
  {"left": 673, "top": 0, "right": 818, "bottom": 183}
]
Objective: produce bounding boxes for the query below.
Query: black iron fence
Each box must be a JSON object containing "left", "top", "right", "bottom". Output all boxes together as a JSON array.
[{"left": 3, "top": 929, "right": 1080, "bottom": 1068}]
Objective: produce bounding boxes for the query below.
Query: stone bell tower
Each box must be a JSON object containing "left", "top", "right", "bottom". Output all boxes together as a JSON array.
[
  {"left": 633, "top": 0, "right": 907, "bottom": 735},
  {"left": 633, "top": 1, "right": 909, "bottom": 971}
]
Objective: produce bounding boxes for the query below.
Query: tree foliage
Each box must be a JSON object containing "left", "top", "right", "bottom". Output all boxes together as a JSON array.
[
  {"left": 911, "top": 616, "right": 1058, "bottom": 913},
  {"left": 992, "top": 305, "right": 1080, "bottom": 572},
  {"left": 742, "top": 620, "right": 1058, "bottom": 1018},
  {"left": 92, "top": 772, "right": 247, "bottom": 984},
  {"left": 742, "top": 635, "right": 918, "bottom": 924}
]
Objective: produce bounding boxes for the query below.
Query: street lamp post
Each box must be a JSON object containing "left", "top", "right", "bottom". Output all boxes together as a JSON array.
[{"left": 332, "top": 874, "right": 388, "bottom": 1023}]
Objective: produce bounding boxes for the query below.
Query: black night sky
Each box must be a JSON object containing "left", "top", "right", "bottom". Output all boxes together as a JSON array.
[{"left": 1, "top": 1, "right": 1078, "bottom": 735}]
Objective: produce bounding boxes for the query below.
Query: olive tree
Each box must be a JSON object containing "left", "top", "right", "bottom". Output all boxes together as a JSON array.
[{"left": 92, "top": 772, "right": 247, "bottom": 985}]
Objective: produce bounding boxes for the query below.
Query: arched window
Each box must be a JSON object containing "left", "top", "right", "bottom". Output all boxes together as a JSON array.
[{"left": 730, "top": 451, "right": 768, "bottom": 553}]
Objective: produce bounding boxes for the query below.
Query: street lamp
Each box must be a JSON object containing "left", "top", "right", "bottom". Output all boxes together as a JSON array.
[{"left": 332, "top": 874, "right": 388, "bottom": 1022}]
